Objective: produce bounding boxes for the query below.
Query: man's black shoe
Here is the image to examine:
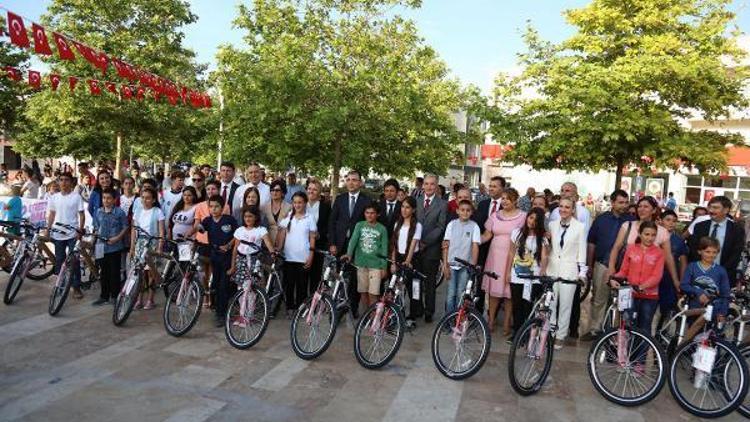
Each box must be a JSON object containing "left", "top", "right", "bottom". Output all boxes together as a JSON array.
[{"left": 424, "top": 314, "right": 433, "bottom": 324}]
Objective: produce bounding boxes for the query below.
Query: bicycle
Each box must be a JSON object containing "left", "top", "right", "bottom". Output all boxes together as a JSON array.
[
  {"left": 2, "top": 220, "right": 54, "bottom": 304},
  {"left": 507, "top": 274, "right": 581, "bottom": 394},
  {"left": 162, "top": 236, "right": 204, "bottom": 337},
  {"left": 726, "top": 286, "right": 750, "bottom": 417},
  {"left": 431, "top": 257, "right": 495, "bottom": 380},
  {"left": 47, "top": 223, "right": 107, "bottom": 316},
  {"left": 290, "top": 251, "right": 354, "bottom": 360},
  {"left": 586, "top": 276, "right": 666, "bottom": 406},
  {"left": 666, "top": 294, "right": 749, "bottom": 418},
  {"left": 435, "top": 258, "right": 445, "bottom": 288},
  {"left": 113, "top": 226, "right": 170, "bottom": 326},
  {"left": 353, "top": 258, "right": 423, "bottom": 369},
  {"left": 225, "top": 241, "right": 285, "bottom": 349}
]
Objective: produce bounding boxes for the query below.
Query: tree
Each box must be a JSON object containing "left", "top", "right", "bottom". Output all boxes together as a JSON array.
[
  {"left": 0, "top": 15, "right": 31, "bottom": 139},
  {"left": 216, "top": 0, "right": 465, "bottom": 192},
  {"left": 13, "top": 0, "right": 213, "bottom": 173},
  {"left": 484, "top": 0, "right": 749, "bottom": 188}
]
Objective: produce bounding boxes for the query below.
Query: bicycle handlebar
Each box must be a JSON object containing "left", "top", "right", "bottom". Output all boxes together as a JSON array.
[
  {"left": 377, "top": 254, "right": 427, "bottom": 279},
  {"left": 453, "top": 257, "right": 498, "bottom": 279},
  {"left": 516, "top": 274, "right": 582, "bottom": 285}
]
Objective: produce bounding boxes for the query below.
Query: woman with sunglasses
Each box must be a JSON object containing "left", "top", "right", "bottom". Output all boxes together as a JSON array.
[
  {"left": 262, "top": 179, "right": 292, "bottom": 246},
  {"left": 191, "top": 174, "right": 207, "bottom": 203}
]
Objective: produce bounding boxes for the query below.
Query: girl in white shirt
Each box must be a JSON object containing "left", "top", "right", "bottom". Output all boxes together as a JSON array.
[
  {"left": 129, "top": 187, "right": 165, "bottom": 310},
  {"left": 277, "top": 192, "right": 317, "bottom": 315},
  {"left": 389, "top": 196, "right": 422, "bottom": 270},
  {"left": 547, "top": 198, "right": 588, "bottom": 349},
  {"left": 229, "top": 206, "right": 275, "bottom": 283}
]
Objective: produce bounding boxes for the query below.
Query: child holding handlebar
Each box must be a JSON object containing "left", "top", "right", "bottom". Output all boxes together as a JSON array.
[{"left": 680, "top": 236, "right": 730, "bottom": 319}]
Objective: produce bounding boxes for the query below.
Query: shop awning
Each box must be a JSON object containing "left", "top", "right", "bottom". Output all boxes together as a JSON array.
[{"left": 728, "top": 146, "right": 750, "bottom": 166}]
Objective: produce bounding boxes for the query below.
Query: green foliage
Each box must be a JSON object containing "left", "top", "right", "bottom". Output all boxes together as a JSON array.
[
  {"left": 484, "top": 0, "right": 749, "bottom": 180},
  {"left": 216, "top": 0, "right": 464, "bottom": 184},
  {"left": 14, "top": 0, "right": 214, "bottom": 162},
  {"left": 0, "top": 15, "right": 31, "bottom": 138}
]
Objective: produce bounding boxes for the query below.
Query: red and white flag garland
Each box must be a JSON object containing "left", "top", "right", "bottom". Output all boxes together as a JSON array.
[{"left": 2, "top": 9, "right": 211, "bottom": 108}]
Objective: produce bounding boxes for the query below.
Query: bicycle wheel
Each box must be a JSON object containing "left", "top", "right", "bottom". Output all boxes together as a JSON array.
[
  {"left": 48, "top": 263, "right": 72, "bottom": 316},
  {"left": 3, "top": 255, "right": 27, "bottom": 304},
  {"left": 266, "top": 271, "right": 283, "bottom": 317},
  {"left": 26, "top": 250, "right": 54, "bottom": 281},
  {"left": 435, "top": 260, "right": 445, "bottom": 288},
  {"left": 508, "top": 317, "right": 554, "bottom": 395},
  {"left": 601, "top": 306, "right": 616, "bottom": 333},
  {"left": 225, "top": 285, "right": 269, "bottom": 349},
  {"left": 290, "top": 293, "right": 336, "bottom": 360},
  {"left": 0, "top": 238, "right": 14, "bottom": 273},
  {"left": 588, "top": 327, "right": 666, "bottom": 406},
  {"left": 354, "top": 302, "right": 405, "bottom": 369},
  {"left": 113, "top": 269, "right": 141, "bottom": 326},
  {"left": 668, "top": 337, "right": 749, "bottom": 418},
  {"left": 432, "top": 307, "right": 490, "bottom": 380},
  {"left": 739, "top": 344, "right": 750, "bottom": 418},
  {"left": 163, "top": 276, "right": 203, "bottom": 337}
]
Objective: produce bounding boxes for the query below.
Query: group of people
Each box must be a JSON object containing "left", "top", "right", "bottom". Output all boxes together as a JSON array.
[{"left": 13, "top": 158, "right": 744, "bottom": 345}]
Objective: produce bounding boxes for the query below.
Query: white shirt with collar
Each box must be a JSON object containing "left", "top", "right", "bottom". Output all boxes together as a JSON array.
[
  {"left": 423, "top": 194, "right": 436, "bottom": 208},
  {"left": 232, "top": 181, "right": 270, "bottom": 218},
  {"left": 549, "top": 202, "right": 591, "bottom": 237},
  {"left": 385, "top": 200, "right": 398, "bottom": 217},
  {"left": 307, "top": 200, "right": 321, "bottom": 225}
]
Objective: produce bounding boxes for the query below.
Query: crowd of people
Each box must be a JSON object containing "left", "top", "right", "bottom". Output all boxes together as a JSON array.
[{"left": 6, "top": 159, "right": 745, "bottom": 346}]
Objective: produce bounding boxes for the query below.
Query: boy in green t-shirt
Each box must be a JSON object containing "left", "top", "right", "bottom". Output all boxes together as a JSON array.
[{"left": 343, "top": 203, "right": 388, "bottom": 307}]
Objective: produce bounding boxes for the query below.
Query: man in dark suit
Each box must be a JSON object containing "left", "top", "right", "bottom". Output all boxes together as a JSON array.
[
  {"left": 218, "top": 161, "right": 240, "bottom": 211},
  {"left": 328, "top": 170, "right": 371, "bottom": 316},
  {"left": 378, "top": 178, "right": 401, "bottom": 237},
  {"left": 688, "top": 195, "right": 745, "bottom": 285},
  {"left": 414, "top": 175, "right": 448, "bottom": 323},
  {"left": 471, "top": 175, "right": 506, "bottom": 314}
]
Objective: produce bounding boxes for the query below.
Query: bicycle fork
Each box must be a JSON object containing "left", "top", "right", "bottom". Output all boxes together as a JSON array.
[{"left": 527, "top": 317, "right": 551, "bottom": 359}]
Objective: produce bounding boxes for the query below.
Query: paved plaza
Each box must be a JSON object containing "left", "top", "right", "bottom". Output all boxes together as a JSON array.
[{"left": 0, "top": 275, "right": 743, "bottom": 422}]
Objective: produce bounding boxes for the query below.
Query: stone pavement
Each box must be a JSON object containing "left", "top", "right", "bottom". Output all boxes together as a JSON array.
[{"left": 0, "top": 275, "right": 743, "bottom": 422}]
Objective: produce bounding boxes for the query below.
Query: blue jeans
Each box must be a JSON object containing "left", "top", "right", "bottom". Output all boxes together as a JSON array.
[
  {"left": 628, "top": 298, "right": 658, "bottom": 364},
  {"left": 53, "top": 238, "right": 80, "bottom": 288},
  {"left": 445, "top": 268, "right": 469, "bottom": 314}
]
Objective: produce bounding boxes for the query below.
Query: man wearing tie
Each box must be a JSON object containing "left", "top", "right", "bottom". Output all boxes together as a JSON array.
[
  {"left": 471, "top": 175, "right": 506, "bottom": 314},
  {"left": 378, "top": 178, "right": 401, "bottom": 237},
  {"left": 688, "top": 195, "right": 745, "bottom": 285},
  {"left": 414, "top": 174, "right": 448, "bottom": 323},
  {"left": 218, "top": 162, "right": 240, "bottom": 212},
  {"left": 232, "top": 162, "right": 270, "bottom": 219},
  {"left": 328, "top": 170, "right": 371, "bottom": 316}
]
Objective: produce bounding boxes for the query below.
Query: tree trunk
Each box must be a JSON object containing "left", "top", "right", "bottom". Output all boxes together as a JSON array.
[
  {"left": 614, "top": 156, "right": 624, "bottom": 193},
  {"left": 330, "top": 137, "right": 342, "bottom": 198},
  {"left": 114, "top": 133, "right": 123, "bottom": 180}
]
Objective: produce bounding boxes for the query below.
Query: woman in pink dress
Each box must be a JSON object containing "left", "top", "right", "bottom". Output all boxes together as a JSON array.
[{"left": 481, "top": 188, "right": 526, "bottom": 335}]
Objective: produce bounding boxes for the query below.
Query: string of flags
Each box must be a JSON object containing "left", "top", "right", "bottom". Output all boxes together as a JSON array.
[{"left": 1, "top": 9, "right": 211, "bottom": 108}]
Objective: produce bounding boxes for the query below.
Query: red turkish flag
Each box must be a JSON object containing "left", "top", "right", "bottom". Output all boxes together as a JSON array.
[
  {"left": 95, "top": 52, "right": 108, "bottom": 74},
  {"left": 153, "top": 90, "right": 161, "bottom": 102},
  {"left": 88, "top": 80, "right": 101, "bottom": 95},
  {"left": 28, "top": 70, "right": 41, "bottom": 89},
  {"left": 4, "top": 67, "right": 21, "bottom": 81},
  {"left": 50, "top": 74, "right": 61, "bottom": 91},
  {"left": 203, "top": 94, "right": 212, "bottom": 108},
  {"left": 72, "top": 41, "right": 97, "bottom": 65},
  {"left": 7, "top": 12, "right": 30, "bottom": 48},
  {"left": 69, "top": 76, "right": 79, "bottom": 91},
  {"left": 31, "top": 24, "right": 52, "bottom": 55},
  {"left": 53, "top": 33, "right": 75, "bottom": 60},
  {"left": 167, "top": 95, "right": 178, "bottom": 106},
  {"left": 112, "top": 59, "right": 128, "bottom": 78},
  {"left": 121, "top": 85, "right": 133, "bottom": 99},
  {"left": 136, "top": 87, "right": 145, "bottom": 101},
  {"left": 105, "top": 82, "right": 117, "bottom": 93}
]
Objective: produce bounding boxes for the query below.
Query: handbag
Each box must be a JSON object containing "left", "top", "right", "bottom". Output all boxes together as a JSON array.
[{"left": 614, "top": 221, "right": 633, "bottom": 272}]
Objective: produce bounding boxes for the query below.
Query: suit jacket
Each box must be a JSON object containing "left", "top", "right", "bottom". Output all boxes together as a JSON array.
[
  {"left": 473, "top": 198, "right": 500, "bottom": 266},
  {"left": 689, "top": 219, "right": 745, "bottom": 283},
  {"left": 315, "top": 200, "right": 332, "bottom": 249},
  {"left": 378, "top": 199, "right": 401, "bottom": 238},
  {"left": 547, "top": 218, "right": 587, "bottom": 280},
  {"left": 220, "top": 181, "right": 240, "bottom": 209},
  {"left": 416, "top": 195, "right": 447, "bottom": 259},
  {"left": 261, "top": 201, "right": 292, "bottom": 246},
  {"left": 328, "top": 191, "right": 371, "bottom": 252}
]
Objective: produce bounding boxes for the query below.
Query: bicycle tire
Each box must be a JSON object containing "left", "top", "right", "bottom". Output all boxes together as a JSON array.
[
  {"left": 431, "top": 308, "right": 491, "bottom": 380},
  {"left": 163, "top": 276, "right": 203, "bottom": 337},
  {"left": 668, "top": 337, "right": 749, "bottom": 418},
  {"left": 113, "top": 269, "right": 142, "bottom": 326},
  {"left": 225, "top": 285, "right": 269, "bottom": 349},
  {"left": 588, "top": 327, "right": 666, "bottom": 406},
  {"left": 290, "top": 293, "right": 336, "bottom": 360},
  {"left": 266, "top": 271, "right": 283, "bottom": 317},
  {"left": 736, "top": 343, "right": 750, "bottom": 418},
  {"left": 48, "top": 264, "right": 72, "bottom": 316},
  {"left": 508, "top": 317, "right": 554, "bottom": 395},
  {"left": 0, "top": 238, "right": 13, "bottom": 273},
  {"left": 3, "top": 255, "right": 27, "bottom": 304},
  {"left": 26, "top": 250, "right": 54, "bottom": 281},
  {"left": 601, "top": 306, "right": 615, "bottom": 333},
  {"left": 354, "top": 301, "right": 405, "bottom": 369},
  {"left": 435, "top": 261, "right": 445, "bottom": 288}
]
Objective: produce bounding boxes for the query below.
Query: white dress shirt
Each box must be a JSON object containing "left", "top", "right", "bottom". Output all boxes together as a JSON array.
[
  {"left": 307, "top": 200, "right": 321, "bottom": 225},
  {"left": 549, "top": 202, "right": 591, "bottom": 237},
  {"left": 233, "top": 181, "right": 270, "bottom": 219}
]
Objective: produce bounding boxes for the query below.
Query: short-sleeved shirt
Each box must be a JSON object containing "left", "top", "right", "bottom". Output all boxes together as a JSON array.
[
  {"left": 396, "top": 221, "right": 422, "bottom": 255},
  {"left": 194, "top": 202, "right": 230, "bottom": 244},
  {"left": 279, "top": 213, "right": 317, "bottom": 263},
  {"left": 134, "top": 207, "right": 165, "bottom": 237},
  {"left": 444, "top": 219, "right": 481, "bottom": 269},
  {"left": 161, "top": 189, "right": 183, "bottom": 220},
  {"left": 22, "top": 180, "right": 39, "bottom": 199},
  {"left": 5, "top": 196, "right": 22, "bottom": 235},
  {"left": 171, "top": 205, "right": 196, "bottom": 240},
  {"left": 234, "top": 226, "right": 268, "bottom": 255},
  {"left": 587, "top": 211, "right": 635, "bottom": 266},
  {"left": 510, "top": 228, "right": 548, "bottom": 284},
  {"left": 625, "top": 221, "right": 670, "bottom": 247},
  {"left": 202, "top": 214, "right": 238, "bottom": 248},
  {"left": 48, "top": 191, "right": 84, "bottom": 240}
]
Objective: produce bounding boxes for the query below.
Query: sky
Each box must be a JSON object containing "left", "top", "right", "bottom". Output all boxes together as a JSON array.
[{"left": 3, "top": 0, "right": 750, "bottom": 92}]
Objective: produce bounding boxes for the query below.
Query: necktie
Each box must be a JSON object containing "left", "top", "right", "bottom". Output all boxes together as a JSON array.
[
  {"left": 388, "top": 203, "right": 394, "bottom": 218},
  {"left": 222, "top": 185, "right": 228, "bottom": 203},
  {"left": 560, "top": 223, "right": 569, "bottom": 248},
  {"left": 424, "top": 198, "right": 431, "bottom": 212},
  {"left": 491, "top": 200, "right": 497, "bottom": 215},
  {"left": 711, "top": 223, "right": 719, "bottom": 239},
  {"left": 349, "top": 195, "right": 356, "bottom": 217}
]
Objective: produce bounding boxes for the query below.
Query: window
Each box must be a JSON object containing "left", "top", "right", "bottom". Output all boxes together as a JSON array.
[
  {"left": 740, "top": 178, "right": 750, "bottom": 190},
  {"left": 739, "top": 191, "right": 750, "bottom": 200},
  {"left": 686, "top": 176, "right": 702, "bottom": 187},
  {"left": 684, "top": 187, "right": 701, "bottom": 204},
  {"left": 706, "top": 176, "right": 737, "bottom": 188}
]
